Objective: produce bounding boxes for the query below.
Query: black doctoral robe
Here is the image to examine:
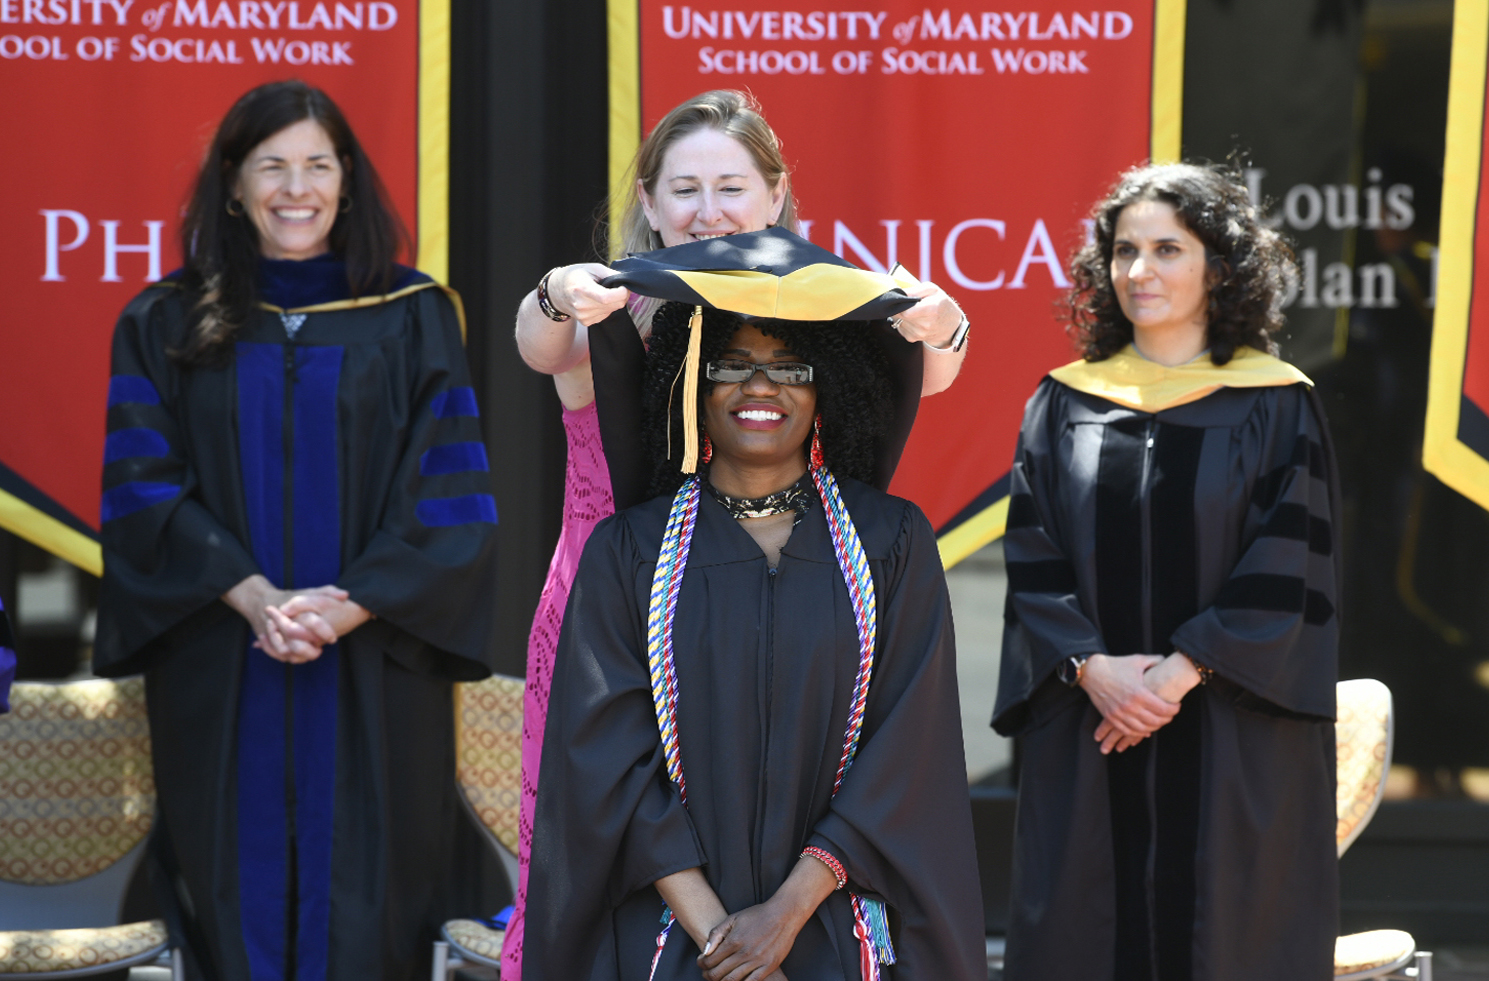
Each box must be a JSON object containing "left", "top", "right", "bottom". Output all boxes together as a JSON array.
[
  {"left": 526, "top": 480, "right": 985, "bottom": 981},
  {"left": 994, "top": 377, "right": 1341, "bottom": 981},
  {"left": 94, "top": 260, "right": 503, "bottom": 981}
]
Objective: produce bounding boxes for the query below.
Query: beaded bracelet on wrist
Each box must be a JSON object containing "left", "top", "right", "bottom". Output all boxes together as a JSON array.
[
  {"left": 536, "top": 267, "right": 571, "bottom": 322},
  {"left": 1180, "top": 653, "right": 1214, "bottom": 685},
  {"left": 801, "top": 846, "right": 847, "bottom": 890}
]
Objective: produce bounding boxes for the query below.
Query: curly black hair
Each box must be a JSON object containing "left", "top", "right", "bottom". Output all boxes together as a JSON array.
[
  {"left": 1068, "top": 162, "right": 1295, "bottom": 365},
  {"left": 642, "top": 302, "right": 895, "bottom": 498}
]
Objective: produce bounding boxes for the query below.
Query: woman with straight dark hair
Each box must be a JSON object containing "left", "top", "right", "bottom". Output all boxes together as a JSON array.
[
  {"left": 995, "top": 162, "right": 1341, "bottom": 980},
  {"left": 94, "top": 80, "right": 501, "bottom": 981}
]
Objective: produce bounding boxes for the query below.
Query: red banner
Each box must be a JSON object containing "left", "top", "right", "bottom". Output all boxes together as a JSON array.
[
  {"left": 1425, "top": 4, "right": 1489, "bottom": 513},
  {"left": 614, "top": 0, "right": 1183, "bottom": 564},
  {"left": 0, "top": 0, "right": 446, "bottom": 574}
]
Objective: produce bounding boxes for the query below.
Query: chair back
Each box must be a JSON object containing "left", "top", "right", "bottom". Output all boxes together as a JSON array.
[
  {"left": 1335, "top": 678, "right": 1392, "bottom": 857},
  {"left": 0, "top": 678, "right": 155, "bottom": 885},
  {"left": 453, "top": 674, "right": 523, "bottom": 856}
]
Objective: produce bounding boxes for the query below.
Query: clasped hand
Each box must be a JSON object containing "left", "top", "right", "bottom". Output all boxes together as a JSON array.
[
  {"left": 698, "top": 901, "right": 798, "bottom": 981},
  {"left": 1082, "top": 653, "right": 1202, "bottom": 755},
  {"left": 222, "top": 574, "right": 371, "bottom": 664}
]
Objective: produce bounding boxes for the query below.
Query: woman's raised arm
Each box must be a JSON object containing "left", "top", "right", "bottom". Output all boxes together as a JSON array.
[{"left": 514, "top": 262, "right": 630, "bottom": 374}]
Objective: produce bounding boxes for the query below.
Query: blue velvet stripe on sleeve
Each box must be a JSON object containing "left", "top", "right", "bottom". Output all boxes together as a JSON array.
[
  {"left": 101, "top": 482, "right": 179, "bottom": 523},
  {"left": 107, "top": 375, "right": 161, "bottom": 407},
  {"left": 417, "top": 494, "right": 498, "bottom": 527},
  {"left": 430, "top": 386, "right": 479, "bottom": 419},
  {"left": 419, "top": 441, "right": 490, "bottom": 476},
  {"left": 104, "top": 427, "right": 170, "bottom": 464}
]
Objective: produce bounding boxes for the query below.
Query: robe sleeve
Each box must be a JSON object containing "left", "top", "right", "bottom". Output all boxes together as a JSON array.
[
  {"left": 334, "top": 287, "right": 499, "bottom": 677},
  {"left": 524, "top": 513, "right": 706, "bottom": 981},
  {"left": 804, "top": 503, "right": 987, "bottom": 981},
  {"left": 0, "top": 601, "right": 15, "bottom": 713},
  {"left": 994, "top": 379, "right": 1108, "bottom": 733},
  {"left": 1170, "top": 386, "right": 1340, "bottom": 719},
  {"left": 95, "top": 288, "right": 263, "bottom": 678}
]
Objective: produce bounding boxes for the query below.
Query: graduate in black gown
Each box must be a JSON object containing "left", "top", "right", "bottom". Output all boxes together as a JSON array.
[
  {"left": 526, "top": 229, "right": 985, "bottom": 981},
  {"left": 995, "top": 164, "right": 1341, "bottom": 981},
  {"left": 94, "top": 82, "right": 501, "bottom": 981}
]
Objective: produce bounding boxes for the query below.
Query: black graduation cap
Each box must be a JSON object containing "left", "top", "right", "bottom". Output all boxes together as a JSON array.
[
  {"left": 590, "top": 227, "right": 925, "bottom": 509},
  {"left": 600, "top": 225, "right": 921, "bottom": 322}
]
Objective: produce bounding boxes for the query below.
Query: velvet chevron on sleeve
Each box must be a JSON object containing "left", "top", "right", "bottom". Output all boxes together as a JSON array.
[
  {"left": 995, "top": 377, "right": 1340, "bottom": 981},
  {"left": 95, "top": 286, "right": 263, "bottom": 677},
  {"left": 994, "top": 380, "right": 1110, "bottom": 736},
  {"left": 332, "top": 285, "right": 499, "bottom": 674},
  {"left": 1170, "top": 387, "right": 1341, "bottom": 718}
]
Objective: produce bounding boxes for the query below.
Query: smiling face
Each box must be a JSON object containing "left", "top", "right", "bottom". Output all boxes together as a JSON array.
[
  {"left": 1111, "top": 198, "right": 1215, "bottom": 345},
  {"left": 638, "top": 127, "right": 786, "bottom": 248},
  {"left": 703, "top": 323, "right": 816, "bottom": 482},
  {"left": 234, "top": 118, "right": 344, "bottom": 261}
]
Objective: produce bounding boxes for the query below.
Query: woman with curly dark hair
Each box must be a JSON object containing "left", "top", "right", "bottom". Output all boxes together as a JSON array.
[
  {"left": 524, "top": 229, "right": 985, "bottom": 981},
  {"left": 994, "top": 163, "right": 1342, "bottom": 980},
  {"left": 637, "top": 301, "right": 895, "bottom": 500}
]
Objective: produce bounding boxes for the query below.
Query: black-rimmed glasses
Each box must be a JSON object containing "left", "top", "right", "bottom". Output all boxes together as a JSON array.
[{"left": 705, "top": 360, "right": 814, "bottom": 385}]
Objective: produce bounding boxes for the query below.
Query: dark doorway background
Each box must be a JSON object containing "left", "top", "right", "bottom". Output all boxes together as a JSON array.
[
  {"left": 447, "top": 0, "right": 609, "bottom": 675},
  {"left": 1182, "top": 0, "right": 1489, "bottom": 944}
]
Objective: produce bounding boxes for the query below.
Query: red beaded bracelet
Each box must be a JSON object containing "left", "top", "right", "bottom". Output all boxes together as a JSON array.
[{"left": 801, "top": 846, "right": 847, "bottom": 890}]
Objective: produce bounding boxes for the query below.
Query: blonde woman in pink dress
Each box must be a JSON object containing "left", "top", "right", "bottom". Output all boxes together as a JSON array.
[{"left": 503, "top": 89, "right": 969, "bottom": 979}]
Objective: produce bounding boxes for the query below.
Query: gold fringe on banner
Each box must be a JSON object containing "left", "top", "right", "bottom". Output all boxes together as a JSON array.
[
  {"left": 417, "top": 0, "right": 451, "bottom": 282},
  {"left": 0, "top": 490, "right": 101, "bottom": 577},
  {"left": 1149, "top": 0, "right": 1186, "bottom": 163}
]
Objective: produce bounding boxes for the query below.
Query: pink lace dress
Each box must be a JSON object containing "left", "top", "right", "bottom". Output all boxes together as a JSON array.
[{"left": 502, "top": 400, "right": 614, "bottom": 980}]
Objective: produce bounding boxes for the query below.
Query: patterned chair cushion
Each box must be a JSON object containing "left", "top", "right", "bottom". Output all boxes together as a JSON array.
[
  {"left": 0, "top": 919, "right": 167, "bottom": 974},
  {"left": 1334, "top": 929, "right": 1415, "bottom": 976},
  {"left": 453, "top": 675, "right": 523, "bottom": 854},
  {"left": 442, "top": 919, "right": 503, "bottom": 966},
  {"left": 0, "top": 679, "right": 154, "bottom": 885},
  {"left": 1335, "top": 679, "right": 1391, "bottom": 856}
]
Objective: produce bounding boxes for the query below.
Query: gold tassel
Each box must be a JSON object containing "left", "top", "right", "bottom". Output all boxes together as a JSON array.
[{"left": 680, "top": 305, "right": 704, "bottom": 473}]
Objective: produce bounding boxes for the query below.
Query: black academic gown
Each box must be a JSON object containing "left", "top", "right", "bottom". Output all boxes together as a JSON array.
[
  {"left": 526, "top": 479, "right": 985, "bottom": 981},
  {"left": 994, "top": 378, "right": 1341, "bottom": 981},
  {"left": 94, "top": 265, "right": 502, "bottom": 981}
]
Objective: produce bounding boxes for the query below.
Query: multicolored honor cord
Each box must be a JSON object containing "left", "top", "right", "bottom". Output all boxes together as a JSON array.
[{"left": 643, "top": 468, "right": 896, "bottom": 980}]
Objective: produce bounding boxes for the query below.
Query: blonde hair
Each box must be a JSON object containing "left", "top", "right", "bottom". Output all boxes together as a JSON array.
[{"left": 612, "top": 90, "right": 797, "bottom": 257}]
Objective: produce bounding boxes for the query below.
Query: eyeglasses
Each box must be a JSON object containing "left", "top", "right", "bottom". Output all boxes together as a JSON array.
[{"left": 705, "top": 360, "right": 814, "bottom": 386}]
